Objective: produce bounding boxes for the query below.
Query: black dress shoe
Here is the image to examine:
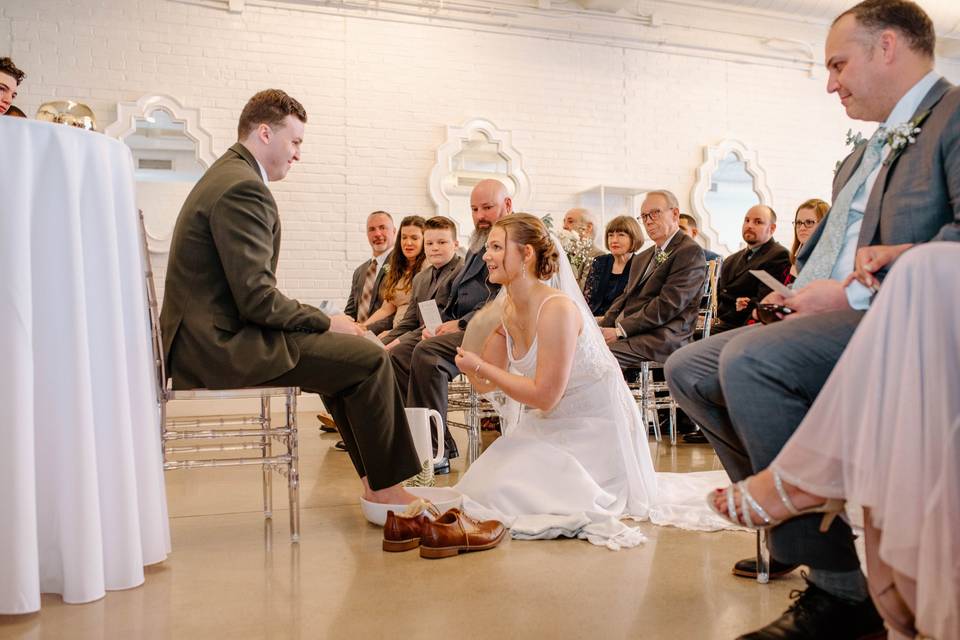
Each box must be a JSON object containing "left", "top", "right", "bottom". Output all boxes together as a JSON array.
[
  {"left": 738, "top": 578, "right": 885, "bottom": 640},
  {"left": 733, "top": 556, "right": 801, "bottom": 579},
  {"left": 316, "top": 413, "right": 338, "bottom": 433},
  {"left": 334, "top": 440, "right": 347, "bottom": 451},
  {"left": 433, "top": 457, "right": 450, "bottom": 475},
  {"left": 681, "top": 430, "right": 709, "bottom": 444}
]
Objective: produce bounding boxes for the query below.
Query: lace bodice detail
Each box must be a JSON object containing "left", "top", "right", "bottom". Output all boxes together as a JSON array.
[{"left": 504, "top": 310, "right": 615, "bottom": 385}]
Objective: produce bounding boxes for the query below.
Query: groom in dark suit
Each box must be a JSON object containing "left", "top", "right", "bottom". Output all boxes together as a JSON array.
[
  {"left": 599, "top": 189, "right": 706, "bottom": 367},
  {"left": 666, "top": 2, "right": 960, "bottom": 638},
  {"left": 160, "top": 89, "right": 419, "bottom": 504}
]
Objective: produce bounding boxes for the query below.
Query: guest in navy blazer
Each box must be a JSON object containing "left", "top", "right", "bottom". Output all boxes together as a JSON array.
[{"left": 584, "top": 215, "right": 644, "bottom": 317}]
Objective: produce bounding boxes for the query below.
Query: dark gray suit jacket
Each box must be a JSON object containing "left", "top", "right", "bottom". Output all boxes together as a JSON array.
[
  {"left": 443, "top": 247, "right": 500, "bottom": 328},
  {"left": 799, "top": 77, "right": 960, "bottom": 275},
  {"left": 380, "top": 255, "right": 463, "bottom": 344},
  {"left": 601, "top": 232, "right": 706, "bottom": 362},
  {"left": 343, "top": 252, "right": 392, "bottom": 333},
  {"left": 160, "top": 143, "right": 330, "bottom": 389}
]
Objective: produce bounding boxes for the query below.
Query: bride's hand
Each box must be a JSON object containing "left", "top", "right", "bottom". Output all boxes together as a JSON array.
[{"left": 455, "top": 347, "right": 483, "bottom": 375}]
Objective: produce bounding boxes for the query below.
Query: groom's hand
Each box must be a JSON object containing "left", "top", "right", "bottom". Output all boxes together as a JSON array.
[
  {"left": 601, "top": 327, "right": 619, "bottom": 343},
  {"left": 328, "top": 314, "right": 364, "bottom": 336}
]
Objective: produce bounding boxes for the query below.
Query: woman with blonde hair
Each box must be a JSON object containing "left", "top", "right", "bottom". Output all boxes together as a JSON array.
[{"left": 453, "top": 213, "right": 731, "bottom": 549}]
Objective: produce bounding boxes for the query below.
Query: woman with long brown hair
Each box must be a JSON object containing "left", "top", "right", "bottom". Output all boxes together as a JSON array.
[{"left": 362, "top": 215, "right": 427, "bottom": 335}]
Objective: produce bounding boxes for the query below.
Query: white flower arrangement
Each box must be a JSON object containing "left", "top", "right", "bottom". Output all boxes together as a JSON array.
[
  {"left": 557, "top": 226, "right": 595, "bottom": 273},
  {"left": 654, "top": 250, "right": 671, "bottom": 265}
]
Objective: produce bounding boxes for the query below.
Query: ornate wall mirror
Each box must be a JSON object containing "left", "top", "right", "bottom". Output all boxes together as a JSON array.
[
  {"left": 429, "top": 118, "right": 531, "bottom": 240},
  {"left": 105, "top": 95, "right": 217, "bottom": 301},
  {"left": 690, "top": 140, "right": 773, "bottom": 255}
]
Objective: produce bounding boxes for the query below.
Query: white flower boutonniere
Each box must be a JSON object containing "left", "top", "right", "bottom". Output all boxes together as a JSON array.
[
  {"left": 882, "top": 109, "right": 930, "bottom": 166},
  {"left": 655, "top": 250, "right": 670, "bottom": 265}
]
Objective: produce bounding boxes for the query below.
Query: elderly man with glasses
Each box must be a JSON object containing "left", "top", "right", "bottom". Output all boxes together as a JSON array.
[{"left": 598, "top": 189, "right": 707, "bottom": 368}]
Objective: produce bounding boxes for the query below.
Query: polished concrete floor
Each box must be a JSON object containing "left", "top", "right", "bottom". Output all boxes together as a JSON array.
[{"left": 0, "top": 415, "right": 806, "bottom": 640}]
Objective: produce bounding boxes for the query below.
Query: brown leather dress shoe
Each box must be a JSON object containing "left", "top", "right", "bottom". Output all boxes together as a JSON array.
[
  {"left": 419, "top": 508, "right": 506, "bottom": 559},
  {"left": 383, "top": 510, "right": 433, "bottom": 552}
]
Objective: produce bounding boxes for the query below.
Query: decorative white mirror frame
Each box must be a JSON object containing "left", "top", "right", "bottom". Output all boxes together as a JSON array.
[
  {"left": 428, "top": 118, "right": 532, "bottom": 237},
  {"left": 105, "top": 94, "right": 217, "bottom": 255},
  {"left": 690, "top": 139, "right": 773, "bottom": 256}
]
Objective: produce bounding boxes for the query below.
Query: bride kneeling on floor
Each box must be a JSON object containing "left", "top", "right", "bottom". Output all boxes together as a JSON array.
[{"left": 452, "top": 213, "right": 734, "bottom": 549}]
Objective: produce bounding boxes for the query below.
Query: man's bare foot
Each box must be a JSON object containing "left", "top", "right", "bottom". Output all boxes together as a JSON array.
[
  {"left": 363, "top": 483, "right": 419, "bottom": 505},
  {"left": 712, "top": 469, "right": 828, "bottom": 522}
]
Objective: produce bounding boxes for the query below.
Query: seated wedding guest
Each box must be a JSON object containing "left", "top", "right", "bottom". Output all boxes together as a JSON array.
[
  {"left": 344, "top": 210, "right": 395, "bottom": 334},
  {"left": 667, "top": 1, "right": 960, "bottom": 635},
  {"left": 562, "top": 207, "right": 606, "bottom": 286},
  {"left": 753, "top": 199, "right": 830, "bottom": 308},
  {"left": 382, "top": 216, "right": 463, "bottom": 348},
  {"left": 708, "top": 241, "right": 959, "bottom": 640},
  {"left": 712, "top": 205, "right": 790, "bottom": 333},
  {"left": 790, "top": 198, "right": 830, "bottom": 268},
  {"left": 679, "top": 213, "right": 721, "bottom": 263},
  {"left": 390, "top": 179, "right": 510, "bottom": 473},
  {"left": 0, "top": 57, "right": 25, "bottom": 116},
  {"left": 362, "top": 215, "right": 426, "bottom": 336},
  {"left": 4, "top": 105, "right": 25, "bottom": 117},
  {"left": 583, "top": 215, "right": 643, "bottom": 317},
  {"left": 599, "top": 190, "right": 706, "bottom": 368},
  {"left": 160, "top": 89, "right": 420, "bottom": 505}
]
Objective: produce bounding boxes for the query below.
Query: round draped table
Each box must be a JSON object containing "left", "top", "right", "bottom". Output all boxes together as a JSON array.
[{"left": 0, "top": 117, "right": 170, "bottom": 614}]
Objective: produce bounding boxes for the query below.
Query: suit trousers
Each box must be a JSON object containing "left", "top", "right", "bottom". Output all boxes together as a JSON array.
[
  {"left": 664, "top": 310, "right": 865, "bottom": 570},
  {"left": 390, "top": 331, "right": 462, "bottom": 459},
  {"left": 607, "top": 333, "right": 667, "bottom": 368},
  {"left": 263, "top": 331, "right": 420, "bottom": 491}
]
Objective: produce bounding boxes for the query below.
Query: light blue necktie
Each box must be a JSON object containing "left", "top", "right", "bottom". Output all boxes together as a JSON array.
[{"left": 794, "top": 130, "right": 886, "bottom": 288}]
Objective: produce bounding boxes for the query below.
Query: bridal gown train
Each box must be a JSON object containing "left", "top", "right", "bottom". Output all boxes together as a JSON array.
[{"left": 455, "top": 295, "right": 737, "bottom": 550}]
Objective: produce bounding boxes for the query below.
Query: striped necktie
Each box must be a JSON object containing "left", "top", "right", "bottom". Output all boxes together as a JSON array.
[{"left": 357, "top": 258, "right": 378, "bottom": 322}]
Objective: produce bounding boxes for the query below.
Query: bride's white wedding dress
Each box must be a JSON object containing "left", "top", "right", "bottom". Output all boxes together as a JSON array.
[{"left": 455, "top": 245, "right": 738, "bottom": 550}]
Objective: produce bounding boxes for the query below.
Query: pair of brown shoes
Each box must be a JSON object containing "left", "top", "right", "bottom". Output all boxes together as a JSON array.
[{"left": 383, "top": 502, "right": 506, "bottom": 559}]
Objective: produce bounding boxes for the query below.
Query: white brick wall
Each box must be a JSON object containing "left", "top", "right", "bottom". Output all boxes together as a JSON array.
[{"left": 3, "top": 0, "right": 959, "bottom": 313}]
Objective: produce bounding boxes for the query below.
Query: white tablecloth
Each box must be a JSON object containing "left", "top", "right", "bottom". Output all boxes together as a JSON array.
[{"left": 0, "top": 118, "right": 170, "bottom": 614}]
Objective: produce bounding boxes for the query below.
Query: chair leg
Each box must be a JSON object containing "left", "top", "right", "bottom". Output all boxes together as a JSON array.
[
  {"left": 668, "top": 400, "right": 677, "bottom": 446},
  {"left": 467, "top": 387, "right": 480, "bottom": 467},
  {"left": 287, "top": 391, "right": 300, "bottom": 543},
  {"left": 261, "top": 396, "right": 273, "bottom": 519},
  {"left": 756, "top": 529, "right": 770, "bottom": 584}
]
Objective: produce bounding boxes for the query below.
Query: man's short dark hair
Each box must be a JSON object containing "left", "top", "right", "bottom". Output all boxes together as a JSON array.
[
  {"left": 679, "top": 214, "right": 699, "bottom": 230},
  {"left": 4, "top": 105, "right": 26, "bottom": 117},
  {"left": 835, "top": 0, "right": 935, "bottom": 58},
  {"left": 425, "top": 215, "right": 458, "bottom": 236},
  {"left": 237, "top": 89, "right": 306, "bottom": 139},
  {"left": 0, "top": 57, "right": 25, "bottom": 84}
]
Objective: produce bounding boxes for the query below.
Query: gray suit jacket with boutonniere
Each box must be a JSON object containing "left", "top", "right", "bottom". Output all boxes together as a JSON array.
[
  {"left": 799, "top": 77, "right": 960, "bottom": 277},
  {"left": 600, "top": 231, "right": 706, "bottom": 364}
]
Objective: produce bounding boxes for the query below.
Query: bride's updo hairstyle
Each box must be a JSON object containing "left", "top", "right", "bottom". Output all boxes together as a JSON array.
[{"left": 494, "top": 213, "right": 560, "bottom": 280}]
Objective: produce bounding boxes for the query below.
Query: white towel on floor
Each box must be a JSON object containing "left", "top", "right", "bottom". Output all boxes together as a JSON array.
[{"left": 510, "top": 512, "right": 648, "bottom": 550}]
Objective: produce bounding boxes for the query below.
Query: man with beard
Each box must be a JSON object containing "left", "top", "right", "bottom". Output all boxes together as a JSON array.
[
  {"left": 712, "top": 205, "right": 790, "bottom": 333},
  {"left": 389, "top": 179, "right": 510, "bottom": 473}
]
